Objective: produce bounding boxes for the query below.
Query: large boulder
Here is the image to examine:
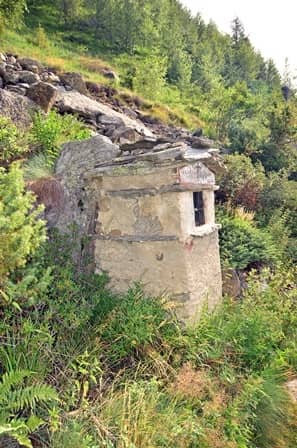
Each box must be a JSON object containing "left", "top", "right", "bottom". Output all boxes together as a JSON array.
[
  {"left": 6, "top": 55, "right": 17, "bottom": 65},
  {"left": 2, "top": 69, "right": 19, "bottom": 85},
  {"left": 0, "top": 89, "right": 39, "bottom": 128},
  {"left": 107, "top": 125, "right": 143, "bottom": 145},
  {"left": 60, "top": 72, "right": 88, "bottom": 94},
  {"left": 55, "top": 89, "right": 153, "bottom": 138},
  {"left": 18, "top": 70, "right": 40, "bottom": 84},
  {"left": 26, "top": 82, "right": 58, "bottom": 113},
  {"left": 6, "top": 84, "right": 28, "bottom": 95},
  {"left": 0, "top": 62, "right": 6, "bottom": 77},
  {"left": 54, "top": 134, "right": 120, "bottom": 234},
  {"left": 40, "top": 71, "right": 60, "bottom": 83},
  {"left": 17, "top": 57, "right": 44, "bottom": 74}
]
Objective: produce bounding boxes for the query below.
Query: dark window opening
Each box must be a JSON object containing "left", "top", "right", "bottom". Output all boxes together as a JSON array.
[{"left": 193, "top": 192, "right": 205, "bottom": 226}]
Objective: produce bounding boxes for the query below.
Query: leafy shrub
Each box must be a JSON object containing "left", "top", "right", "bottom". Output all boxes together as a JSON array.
[
  {"left": 0, "top": 116, "right": 28, "bottom": 165},
  {"left": 185, "top": 300, "right": 283, "bottom": 375},
  {"left": 41, "top": 229, "right": 115, "bottom": 334},
  {"left": 184, "top": 267, "right": 297, "bottom": 374},
  {"left": 117, "top": 52, "right": 168, "bottom": 100},
  {"left": 217, "top": 207, "right": 278, "bottom": 269},
  {"left": 259, "top": 171, "right": 297, "bottom": 226},
  {"left": 30, "top": 111, "right": 91, "bottom": 169},
  {"left": 218, "top": 154, "right": 265, "bottom": 210},
  {"left": 4, "top": 258, "right": 52, "bottom": 308}
]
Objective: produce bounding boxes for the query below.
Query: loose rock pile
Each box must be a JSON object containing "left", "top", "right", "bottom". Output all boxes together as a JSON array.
[{"left": 0, "top": 52, "right": 220, "bottom": 151}]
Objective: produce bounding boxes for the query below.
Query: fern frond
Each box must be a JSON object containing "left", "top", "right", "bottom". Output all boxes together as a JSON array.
[
  {"left": 4, "top": 384, "right": 58, "bottom": 412},
  {"left": 0, "top": 370, "right": 31, "bottom": 403}
]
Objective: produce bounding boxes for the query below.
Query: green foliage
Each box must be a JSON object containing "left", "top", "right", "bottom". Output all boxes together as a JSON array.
[
  {"left": 186, "top": 267, "right": 297, "bottom": 370},
  {"left": 257, "top": 172, "right": 297, "bottom": 262},
  {"left": 42, "top": 229, "right": 115, "bottom": 335},
  {"left": 218, "top": 154, "right": 265, "bottom": 210},
  {"left": 0, "top": 116, "right": 29, "bottom": 166},
  {"left": 35, "top": 23, "right": 50, "bottom": 48},
  {"left": 92, "top": 379, "right": 203, "bottom": 448},
  {"left": 0, "top": 2, "right": 297, "bottom": 446},
  {"left": 30, "top": 110, "right": 91, "bottom": 169},
  {"left": 60, "top": 0, "right": 85, "bottom": 24},
  {"left": 260, "top": 171, "right": 297, "bottom": 224},
  {"left": 1, "top": 223, "right": 296, "bottom": 447},
  {"left": 99, "top": 285, "right": 177, "bottom": 365},
  {"left": 226, "top": 371, "right": 292, "bottom": 448},
  {"left": 0, "top": 163, "right": 46, "bottom": 284},
  {"left": 217, "top": 207, "right": 279, "bottom": 270},
  {"left": 131, "top": 53, "right": 168, "bottom": 100},
  {"left": 190, "top": 299, "right": 283, "bottom": 374},
  {"left": 51, "top": 419, "right": 99, "bottom": 448},
  {"left": 0, "top": 0, "right": 27, "bottom": 31},
  {"left": 0, "top": 368, "right": 58, "bottom": 448},
  {"left": 23, "top": 152, "right": 54, "bottom": 180}
]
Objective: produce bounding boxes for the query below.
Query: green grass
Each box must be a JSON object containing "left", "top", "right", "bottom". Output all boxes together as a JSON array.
[
  {"left": 1, "top": 28, "right": 203, "bottom": 130},
  {"left": 1, "top": 225, "right": 297, "bottom": 447},
  {"left": 1, "top": 26, "right": 117, "bottom": 83}
]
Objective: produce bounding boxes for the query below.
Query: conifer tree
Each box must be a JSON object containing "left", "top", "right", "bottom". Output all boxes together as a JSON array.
[{"left": 0, "top": 163, "right": 46, "bottom": 284}]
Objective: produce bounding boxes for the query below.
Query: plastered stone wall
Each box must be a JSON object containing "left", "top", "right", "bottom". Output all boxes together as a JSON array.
[
  {"left": 95, "top": 239, "right": 189, "bottom": 299},
  {"left": 182, "top": 231, "right": 222, "bottom": 320},
  {"left": 93, "top": 163, "right": 222, "bottom": 321}
]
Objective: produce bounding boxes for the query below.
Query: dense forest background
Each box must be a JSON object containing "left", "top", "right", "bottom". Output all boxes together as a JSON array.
[{"left": 0, "top": 1, "right": 297, "bottom": 447}]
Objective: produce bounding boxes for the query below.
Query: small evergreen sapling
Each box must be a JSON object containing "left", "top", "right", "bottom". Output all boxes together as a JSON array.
[{"left": 0, "top": 163, "right": 46, "bottom": 284}]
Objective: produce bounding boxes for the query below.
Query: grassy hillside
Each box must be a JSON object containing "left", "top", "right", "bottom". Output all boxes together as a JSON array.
[{"left": 1, "top": 28, "right": 203, "bottom": 129}]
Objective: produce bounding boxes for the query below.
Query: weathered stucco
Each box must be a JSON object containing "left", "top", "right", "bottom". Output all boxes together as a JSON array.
[{"left": 92, "top": 163, "right": 222, "bottom": 322}]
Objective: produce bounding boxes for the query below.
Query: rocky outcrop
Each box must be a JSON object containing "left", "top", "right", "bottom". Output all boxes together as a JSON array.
[
  {"left": 27, "top": 82, "right": 58, "bottom": 112},
  {"left": 60, "top": 72, "right": 88, "bottom": 95},
  {"left": 0, "top": 52, "right": 221, "bottom": 154},
  {"left": 0, "top": 50, "right": 223, "bottom": 192},
  {"left": 0, "top": 89, "right": 38, "bottom": 128},
  {"left": 55, "top": 89, "right": 154, "bottom": 140},
  {"left": 54, "top": 135, "right": 120, "bottom": 233},
  {"left": 17, "top": 57, "right": 44, "bottom": 73},
  {"left": 0, "top": 53, "right": 156, "bottom": 141}
]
